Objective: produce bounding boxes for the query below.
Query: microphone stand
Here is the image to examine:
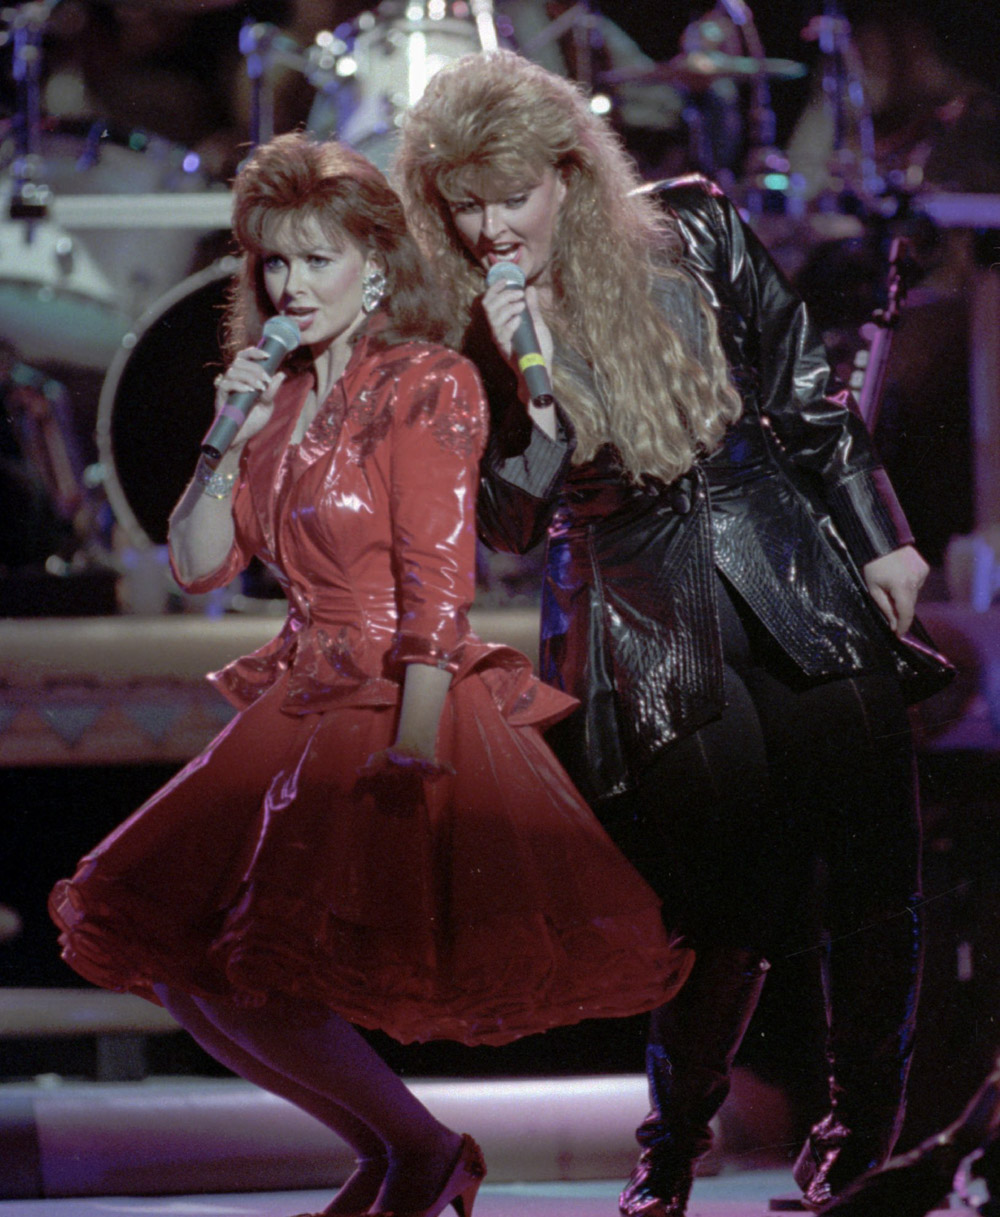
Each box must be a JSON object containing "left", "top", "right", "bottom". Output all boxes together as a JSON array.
[{"left": 856, "top": 236, "right": 915, "bottom": 432}]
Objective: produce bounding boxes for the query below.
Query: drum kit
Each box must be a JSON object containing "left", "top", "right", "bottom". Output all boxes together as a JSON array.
[{"left": 0, "top": 0, "right": 997, "bottom": 581}]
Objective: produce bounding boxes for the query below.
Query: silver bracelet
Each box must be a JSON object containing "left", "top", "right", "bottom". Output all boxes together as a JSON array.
[{"left": 195, "top": 459, "right": 237, "bottom": 500}]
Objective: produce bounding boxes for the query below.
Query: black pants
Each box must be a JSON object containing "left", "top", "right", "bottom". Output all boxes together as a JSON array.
[{"left": 599, "top": 573, "right": 922, "bottom": 959}]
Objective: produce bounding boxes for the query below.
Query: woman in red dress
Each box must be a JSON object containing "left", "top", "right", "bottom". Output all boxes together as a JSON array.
[{"left": 49, "top": 132, "right": 693, "bottom": 1217}]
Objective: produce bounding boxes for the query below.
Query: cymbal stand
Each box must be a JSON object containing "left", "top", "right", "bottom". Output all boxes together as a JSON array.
[
  {"left": 718, "top": 0, "right": 776, "bottom": 157},
  {"left": 802, "top": 4, "right": 880, "bottom": 204},
  {"left": 241, "top": 20, "right": 290, "bottom": 148},
  {"left": 469, "top": 0, "right": 500, "bottom": 53},
  {"left": 241, "top": 20, "right": 342, "bottom": 150},
  {"left": 521, "top": 2, "right": 604, "bottom": 93},
  {"left": 2, "top": 0, "right": 59, "bottom": 219},
  {"left": 716, "top": 0, "right": 795, "bottom": 207}
]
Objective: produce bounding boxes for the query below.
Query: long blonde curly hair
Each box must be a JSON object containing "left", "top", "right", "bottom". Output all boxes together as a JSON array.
[{"left": 395, "top": 50, "right": 741, "bottom": 484}]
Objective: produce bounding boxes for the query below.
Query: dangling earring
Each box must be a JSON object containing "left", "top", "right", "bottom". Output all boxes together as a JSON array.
[{"left": 361, "top": 264, "right": 387, "bottom": 314}]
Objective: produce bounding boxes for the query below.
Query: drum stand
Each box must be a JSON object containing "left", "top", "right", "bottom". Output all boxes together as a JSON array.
[
  {"left": 0, "top": 353, "right": 116, "bottom": 605},
  {"left": 653, "top": 2, "right": 804, "bottom": 190},
  {"left": 3, "top": 0, "right": 58, "bottom": 218},
  {"left": 2, "top": 1, "right": 109, "bottom": 576},
  {"left": 1, "top": 359, "right": 97, "bottom": 543},
  {"left": 240, "top": 20, "right": 340, "bottom": 150},
  {"left": 799, "top": 3, "right": 881, "bottom": 206}
]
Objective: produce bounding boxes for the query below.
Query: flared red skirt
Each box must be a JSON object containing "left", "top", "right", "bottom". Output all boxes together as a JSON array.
[{"left": 51, "top": 664, "right": 692, "bottom": 1046}]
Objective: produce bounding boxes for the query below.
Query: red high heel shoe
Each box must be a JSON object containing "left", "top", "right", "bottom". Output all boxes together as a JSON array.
[{"left": 369, "top": 1134, "right": 486, "bottom": 1217}]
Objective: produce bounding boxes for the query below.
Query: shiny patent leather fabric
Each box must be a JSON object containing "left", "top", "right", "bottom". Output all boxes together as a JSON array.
[
  {"left": 51, "top": 333, "right": 695, "bottom": 1046},
  {"left": 477, "top": 175, "right": 953, "bottom": 804},
  {"left": 186, "top": 338, "right": 493, "bottom": 712}
]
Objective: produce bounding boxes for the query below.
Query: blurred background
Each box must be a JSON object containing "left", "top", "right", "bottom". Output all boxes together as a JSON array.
[{"left": 2, "top": 0, "right": 1000, "bottom": 1186}]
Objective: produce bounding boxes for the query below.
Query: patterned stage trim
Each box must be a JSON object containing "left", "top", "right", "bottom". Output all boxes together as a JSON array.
[
  {"left": 0, "top": 612, "right": 540, "bottom": 767},
  {"left": 0, "top": 605, "right": 995, "bottom": 766}
]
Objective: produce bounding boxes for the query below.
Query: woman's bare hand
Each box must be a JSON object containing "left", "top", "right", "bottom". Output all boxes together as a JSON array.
[
  {"left": 863, "top": 545, "right": 929, "bottom": 636},
  {"left": 481, "top": 280, "right": 554, "bottom": 369}
]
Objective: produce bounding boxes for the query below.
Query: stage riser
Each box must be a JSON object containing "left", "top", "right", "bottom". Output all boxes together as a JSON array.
[
  {"left": 2, "top": 604, "right": 997, "bottom": 767},
  {"left": 1, "top": 1076, "right": 653, "bottom": 1199}
]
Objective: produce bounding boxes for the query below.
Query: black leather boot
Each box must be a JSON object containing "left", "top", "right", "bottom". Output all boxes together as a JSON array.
[
  {"left": 821, "top": 1056, "right": 1000, "bottom": 1217},
  {"left": 619, "top": 946, "right": 770, "bottom": 1217},
  {"left": 793, "top": 904, "right": 922, "bottom": 1210}
]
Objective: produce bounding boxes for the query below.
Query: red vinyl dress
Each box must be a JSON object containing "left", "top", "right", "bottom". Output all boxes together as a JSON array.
[{"left": 50, "top": 332, "right": 693, "bottom": 1047}]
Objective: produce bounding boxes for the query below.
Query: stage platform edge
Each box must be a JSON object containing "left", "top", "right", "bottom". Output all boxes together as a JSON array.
[{"left": 0, "top": 1073, "right": 792, "bottom": 1200}]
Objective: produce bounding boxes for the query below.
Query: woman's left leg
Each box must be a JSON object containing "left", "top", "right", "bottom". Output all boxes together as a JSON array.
[
  {"left": 190, "top": 991, "right": 469, "bottom": 1214},
  {"left": 742, "top": 659, "right": 923, "bottom": 1208}
]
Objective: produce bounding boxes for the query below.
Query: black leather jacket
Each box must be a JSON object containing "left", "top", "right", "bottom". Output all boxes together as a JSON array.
[{"left": 477, "top": 175, "right": 952, "bottom": 803}]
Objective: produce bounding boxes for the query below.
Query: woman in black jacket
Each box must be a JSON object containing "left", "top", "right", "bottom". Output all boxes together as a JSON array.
[{"left": 396, "top": 49, "right": 953, "bottom": 1217}]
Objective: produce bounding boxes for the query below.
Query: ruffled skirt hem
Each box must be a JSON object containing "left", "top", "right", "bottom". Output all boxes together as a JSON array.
[
  {"left": 50, "top": 655, "right": 693, "bottom": 1046},
  {"left": 51, "top": 881, "right": 691, "bottom": 1046}
]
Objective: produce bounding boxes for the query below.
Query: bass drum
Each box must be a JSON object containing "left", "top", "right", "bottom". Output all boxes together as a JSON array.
[
  {"left": 97, "top": 258, "right": 238, "bottom": 549},
  {"left": 0, "top": 205, "right": 126, "bottom": 373},
  {"left": 0, "top": 120, "right": 214, "bottom": 373}
]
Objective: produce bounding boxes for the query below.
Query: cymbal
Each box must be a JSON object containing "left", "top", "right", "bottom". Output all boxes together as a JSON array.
[{"left": 599, "top": 52, "right": 808, "bottom": 89}]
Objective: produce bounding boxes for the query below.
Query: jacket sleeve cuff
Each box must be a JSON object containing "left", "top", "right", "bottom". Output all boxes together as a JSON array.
[
  {"left": 168, "top": 542, "right": 245, "bottom": 595},
  {"left": 486, "top": 414, "right": 574, "bottom": 500},
  {"left": 387, "top": 631, "right": 463, "bottom": 674},
  {"left": 827, "top": 467, "right": 915, "bottom": 565}
]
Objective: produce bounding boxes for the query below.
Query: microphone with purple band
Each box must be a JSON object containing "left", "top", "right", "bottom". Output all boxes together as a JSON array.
[
  {"left": 485, "top": 261, "right": 554, "bottom": 406},
  {"left": 201, "top": 314, "right": 301, "bottom": 461}
]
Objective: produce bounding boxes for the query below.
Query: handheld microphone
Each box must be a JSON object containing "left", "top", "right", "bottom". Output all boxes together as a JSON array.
[
  {"left": 200, "top": 314, "right": 301, "bottom": 460},
  {"left": 485, "top": 261, "right": 554, "bottom": 405}
]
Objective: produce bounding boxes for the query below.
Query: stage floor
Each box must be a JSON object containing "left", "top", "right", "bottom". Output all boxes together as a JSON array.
[{"left": 0, "top": 1171, "right": 956, "bottom": 1217}]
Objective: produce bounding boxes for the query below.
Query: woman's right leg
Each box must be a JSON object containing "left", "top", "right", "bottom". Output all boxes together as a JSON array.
[{"left": 155, "top": 984, "right": 386, "bottom": 1215}]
